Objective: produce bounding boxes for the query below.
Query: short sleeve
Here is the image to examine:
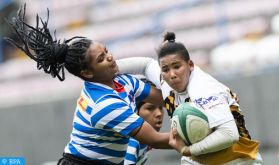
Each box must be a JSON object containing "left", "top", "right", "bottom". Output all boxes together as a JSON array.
[
  {"left": 122, "top": 74, "right": 151, "bottom": 103},
  {"left": 193, "top": 92, "right": 234, "bottom": 128}
]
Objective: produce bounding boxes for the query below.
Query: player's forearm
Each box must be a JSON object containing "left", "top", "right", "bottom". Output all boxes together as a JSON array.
[
  {"left": 116, "top": 57, "right": 161, "bottom": 88},
  {"left": 117, "top": 57, "right": 149, "bottom": 75},
  {"left": 189, "top": 120, "right": 239, "bottom": 156},
  {"left": 151, "top": 132, "right": 172, "bottom": 149},
  {"left": 133, "top": 122, "right": 172, "bottom": 149}
]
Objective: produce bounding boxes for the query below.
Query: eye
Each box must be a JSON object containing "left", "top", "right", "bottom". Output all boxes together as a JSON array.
[
  {"left": 97, "top": 54, "right": 105, "bottom": 63},
  {"left": 173, "top": 65, "right": 180, "bottom": 69},
  {"left": 146, "top": 105, "right": 156, "bottom": 111},
  {"left": 161, "top": 67, "right": 169, "bottom": 73}
]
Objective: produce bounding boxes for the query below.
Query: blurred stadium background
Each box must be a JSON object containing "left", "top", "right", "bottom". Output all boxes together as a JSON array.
[{"left": 1, "top": 0, "right": 279, "bottom": 164}]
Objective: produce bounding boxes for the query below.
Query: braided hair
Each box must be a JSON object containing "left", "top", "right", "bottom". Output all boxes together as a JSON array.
[
  {"left": 5, "top": 4, "right": 92, "bottom": 81},
  {"left": 157, "top": 31, "right": 190, "bottom": 61}
]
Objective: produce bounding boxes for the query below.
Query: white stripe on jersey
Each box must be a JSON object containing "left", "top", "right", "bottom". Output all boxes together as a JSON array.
[
  {"left": 70, "top": 142, "right": 124, "bottom": 164},
  {"left": 96, "top": 106, "right": 130, "bottom": 129},
  {"left": 124, "top": 137, "right": 150, "bottom": 165},
  {"left": 126, "top": 145, "right": 137, "bottom": 155},
  {"left": 113, "top": 113, "right": 141, "bottom": 133},
  {"left": 70, "top": 134, "right": 128, "bottom": 152},
  {"left": 73, "top": 113, "right": 90, "bottom": 128},
  {"left": 92, "top": 97, "right": 118, "bottom": 116}
]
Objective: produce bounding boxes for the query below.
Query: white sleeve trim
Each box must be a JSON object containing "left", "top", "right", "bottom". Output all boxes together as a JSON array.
[{"left": 189, "top": 120, "right": 239, "bottom": 156}]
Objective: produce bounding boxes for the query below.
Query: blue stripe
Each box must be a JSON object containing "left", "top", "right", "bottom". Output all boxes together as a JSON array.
[
  {"left": 128, "top": 139, "right": 139, "bottom": 148},
  {"left": 118, "top": 91, "right": 128, "bottom": 98},
  {"left": 74, "top": 122, "right": 128, "bottom": 138},
  {"left": 117, "top": 78, "right": 126, "bottom": 86},
  {"left": 73, "top": 122, "right": 101, "bottom": 134},
  {"left": 126, "top": 75, "right": 135, "bottom": 87},
  {"left": 117, "top": 75, "right": 129, "bottom": 85},
  {"left": 71, "top": 133, "right": 93, "bottom": 142},
  {"left": 85, "top": 106, "right": 92, "bottom": 114},
  {"left": 68, "top": 143, "right": 122, "bottom": 165},
  {"left": 125, "top": 153, "right": 137, "bottom": 162},
  {"left": 91, "top": 101, "right": 127, "bottom": 127},
  {"left": 120, "top": 117, "right": 144, "bottom": 135},
  {"left": 72, "top": 133, "right": 129, "bottom": 144},
  {"left": 136, "top": 83, "right": 151, "bottom": 102},
  {"left": 68, "top": 143, "right": 83, "bottom": 155},
  {"left": 80, "top": 144, "right": 127, "bottom": 157},
  {"left": 103, "top": 109, "right": 131, "bottom": 129},
  {"left": 76, "top": 110, "right": 91, "bottom": 126}
]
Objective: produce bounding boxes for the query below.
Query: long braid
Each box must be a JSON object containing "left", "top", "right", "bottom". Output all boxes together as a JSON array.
[{"left": 5, "top": 4, "right": 90, "bottom": 81}]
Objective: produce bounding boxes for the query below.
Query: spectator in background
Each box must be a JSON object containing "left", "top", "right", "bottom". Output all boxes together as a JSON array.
[
  {"left": 125, "top": 79, "right": 164, "bottom": 165},
  {"left": 0, "top": 0, "right": 19, "bottom": 62}
]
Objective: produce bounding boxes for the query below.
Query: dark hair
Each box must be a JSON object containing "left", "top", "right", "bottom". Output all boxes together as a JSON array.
[
  {"left": 5, "top": 4, "right": 92, "bottom": 81},
  {"left": 157, "top": 31, "right": 190, "bottom": 61}
]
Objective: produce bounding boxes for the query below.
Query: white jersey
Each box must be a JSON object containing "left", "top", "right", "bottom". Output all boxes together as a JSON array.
[
  {"left": 117, "top": 57, "right": 235, "bottom": 128},
  {"left": 117, "top": 57, "right": 262, "bottom": 164},
  {"left": 162, "top": 66, "right": 235, "bottom": 128}
]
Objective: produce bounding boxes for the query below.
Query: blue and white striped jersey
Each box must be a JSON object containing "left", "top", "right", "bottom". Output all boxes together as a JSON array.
[
  {"left": 124, "top": 138, "right": 151, "bottom": 165},
  {"left": 64, "top": 74, "right": 151, "bottom": 165}
]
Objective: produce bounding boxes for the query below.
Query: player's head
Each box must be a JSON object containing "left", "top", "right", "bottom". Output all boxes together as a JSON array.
[
  {"left": 157, "top": 31, "right": 194, "bottom": 93},
  {"left": 5, "top": 4, "right": 118, "bottom": 82},
  {"left": 136, "top": 79, "right": 164, "bottom": 131}
]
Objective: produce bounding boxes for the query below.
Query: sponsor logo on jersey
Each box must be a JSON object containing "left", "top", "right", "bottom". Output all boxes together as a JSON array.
[
  {"left": 194, "top": 96, "right": 218, "bottom": 106},
  {"left": 78, "top": 96, "right": 88, "bottom": 111}
]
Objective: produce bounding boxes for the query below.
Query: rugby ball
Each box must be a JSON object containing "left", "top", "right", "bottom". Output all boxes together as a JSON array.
[{"left": 171, "top": 102, "right": 211, "bottom": 145}]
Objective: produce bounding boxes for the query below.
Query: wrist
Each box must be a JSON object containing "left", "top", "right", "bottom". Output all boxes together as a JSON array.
[
  {"left": 180, "top": 146, "right": 187, "bottom": 154},
  {"left": 180, "top": 146, "right": 191, "bottom": 156}
]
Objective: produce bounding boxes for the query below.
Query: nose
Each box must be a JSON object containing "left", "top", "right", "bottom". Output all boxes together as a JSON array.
[
  {"left": 107, "top": 53, "right": 114, "bottom": 62},
  {"left": 169, "top": 69, "right": 177, "bottom": 80},
  {"left": 154, "top": 107, "right": 163, "bottom": 119}
]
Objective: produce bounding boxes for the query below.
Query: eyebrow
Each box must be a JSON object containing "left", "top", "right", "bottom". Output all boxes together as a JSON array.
[
  {"left": 96, "top": 47, "right": 107, "bottom": 61},
  {"left": 162, "top": 60, "right": 180, "bottom": 67},
  {"left": 171, "top": 61, "right": 180, "bottom": 65}
]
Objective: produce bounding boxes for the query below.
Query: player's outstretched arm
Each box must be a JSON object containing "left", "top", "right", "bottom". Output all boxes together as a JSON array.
[
  {"left": 116, "top": 57, "right": 161, "bottom": 88},
  {"left": 130, "top": 121, "right": 171, "bottom": 149}
]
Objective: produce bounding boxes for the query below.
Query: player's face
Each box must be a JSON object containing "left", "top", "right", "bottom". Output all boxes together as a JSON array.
[
  {"left": 86, "top": 42, "right": 119, "bottom": 83},
  {"left": 159, "top": 54, "right": 193, "bottom": 93},
  {"left": 138, "top": 103, "right": 164, "bottom": 131}
]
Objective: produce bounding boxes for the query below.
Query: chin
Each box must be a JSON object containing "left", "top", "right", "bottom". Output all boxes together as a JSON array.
[{"left": 175, "top": 85, "right": 187, "bottom": 93}]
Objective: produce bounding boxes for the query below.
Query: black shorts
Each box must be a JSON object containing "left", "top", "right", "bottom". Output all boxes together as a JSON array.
[{"left": 57, "top": 153, "right": 117, "bottom": 165}]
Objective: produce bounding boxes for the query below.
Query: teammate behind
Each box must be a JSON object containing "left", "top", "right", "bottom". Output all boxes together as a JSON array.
[{"left": 125, "top": 79, "right": 164, "bottom": 165}]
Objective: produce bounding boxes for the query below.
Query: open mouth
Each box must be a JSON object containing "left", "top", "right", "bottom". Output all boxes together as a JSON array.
[
  {"left": 155, "top": 121, "right": 163, "bottom": 130},
  {"left": 111, "top": 61, "right": 118, "bottom": 71}
]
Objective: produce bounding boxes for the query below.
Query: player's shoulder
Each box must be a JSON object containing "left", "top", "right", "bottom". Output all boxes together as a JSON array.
[
  {"left": 83, "top": 81, "right": 119, "bottom": 101},
  {"left": 115, "top": 74, "right": 136, "bottom": 84},
  {"left": 188, "top": 67, "right": 229, "bottom": 98}
]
